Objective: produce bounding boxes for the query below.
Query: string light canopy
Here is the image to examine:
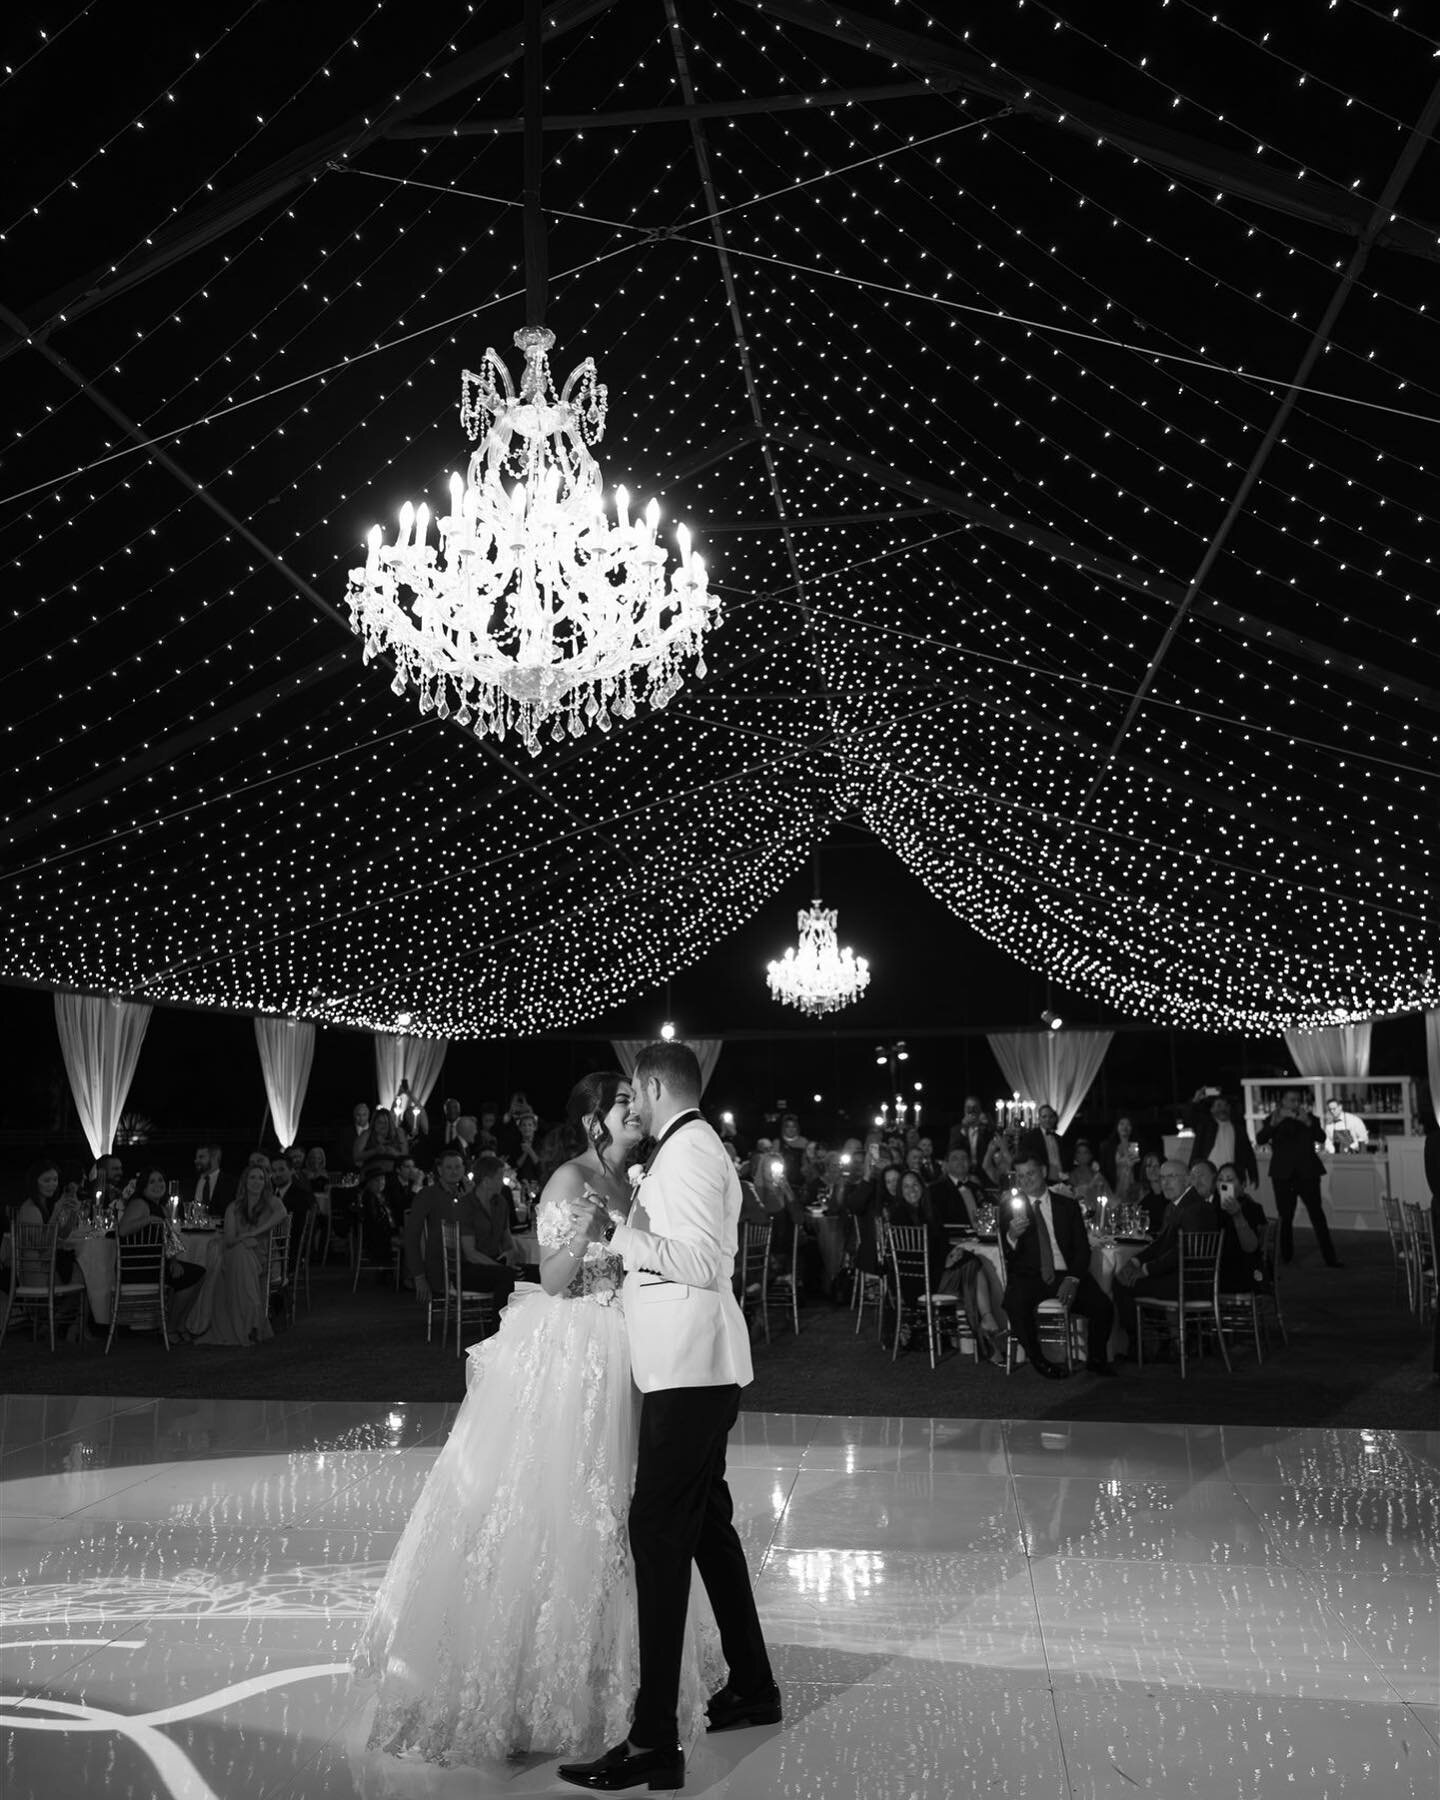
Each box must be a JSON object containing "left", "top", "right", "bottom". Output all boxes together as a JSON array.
[
  {"left": 1, "top": 1, "right": 1438, "bottom": 1039},
  {"left": 767, "top": 853, "right": 870, "bottom": 1017},
  {"left": 343, "top": 0, "right": 717, "bottom": 754}
]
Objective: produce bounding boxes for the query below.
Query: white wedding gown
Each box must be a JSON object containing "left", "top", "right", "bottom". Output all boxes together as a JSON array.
[{"left": 352, "top": 1201, "right": 724, "bottom": 1767}]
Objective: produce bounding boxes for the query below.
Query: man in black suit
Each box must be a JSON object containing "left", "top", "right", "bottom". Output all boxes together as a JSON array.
[
  {"left": 947, "top": 1096, "right": 996, "bottom": 1182},
  {"left": 1113, "top": 1159, "right": 1219, "bottom": 1345},
  {"left": 1183, "top": 1088, "right": 1258, "bottom": 1187},
  {"left": 1000, "top": 1153, "right": 1116, "bottom": 1378},
  {"left": 1255, "top": 1089, "right": 1340, "bottom": 1266},
  {"left": 924, "top": 1147, "right": 985, "bottom": 1280}
]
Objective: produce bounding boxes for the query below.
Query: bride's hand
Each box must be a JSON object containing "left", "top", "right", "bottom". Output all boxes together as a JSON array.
[{"left": 571, "top": 1196, "right": 609, "bottom": 1242}]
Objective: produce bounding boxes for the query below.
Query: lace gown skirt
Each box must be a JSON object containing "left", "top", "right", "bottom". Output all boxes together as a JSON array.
[{"left": 353, "top": 1280, "right": 722, "bottom": 1766}]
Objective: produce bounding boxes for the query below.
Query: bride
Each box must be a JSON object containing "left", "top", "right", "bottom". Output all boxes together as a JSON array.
[{"left": 352, "top": 1071, "right": 722, "bottom": 1768}]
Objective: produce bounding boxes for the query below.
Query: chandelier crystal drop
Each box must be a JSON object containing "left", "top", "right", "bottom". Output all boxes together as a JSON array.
[
  {"left": 345, "top": 326, "right": 719, "bottom": 755},
  {"left": 767, "top": 898, "right": 871, "bottom": 1018}
]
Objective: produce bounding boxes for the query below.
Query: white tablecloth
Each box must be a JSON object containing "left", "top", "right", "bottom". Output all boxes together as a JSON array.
[{"left": 70, "top": 1229, "right": 224, "bottom": 1325}]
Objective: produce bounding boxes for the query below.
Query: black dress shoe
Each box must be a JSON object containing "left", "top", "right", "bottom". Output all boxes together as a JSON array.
[
  {"left": 706, "top": 1680, "right": 783, "bottom": 1731},
  {"left": 557, "top": 1739, "right": 684, "bottom": 1791},
  {"left": 1028, "top": 1356, "right": 1067, "bottom": 1379}
]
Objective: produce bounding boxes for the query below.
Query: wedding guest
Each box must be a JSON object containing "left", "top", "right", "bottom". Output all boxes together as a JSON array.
[
  {"left": 448, "top": 1113, "right": 479, "bottom": 1169},
  {"left": 192, "top": 1143, "right": 225, "bottom": 1220},
  {"left": 1256, "top": 1089, "right": 1340, "bottom": 1266},
  {"left": 1037, "top": 1105, "right": 1066, "bottom": 1182},
  {"left": 405, "top": 1148, "right": 471, "bottom": 1303},
  {"left": 1322, "top": 1099, "right": 1368, "bottom": 1154},
  {"left": 119, "top": 1166, "right": 204, "bottom": 1293},
  {"left": 476, "top": 1101, "right": 501, "bottom": 1156},
  {"left": 846, "top": 1162, "right": 900, "bottom": 1278},
  {"left": 283, "top": 1144, "right": 306, "bottom": 1171},
  {"left": 361, "top": 1107, "right": 409, "bottom": 1179},
  {"left": 457, "top": 1153, "right": 531, "bottom": 1312},
  {"left": 926, "top": 1147, "right": 985, "bottom": 1235},
  {"left": 1113, "top": 1159, "right": 1218, "bottom": 1346},
  {"left": 1065, "top": 1139, "right": 1114, "bottom": 1220},
  {"left": 999, "top": 1154, "right": 1115, "bottom": 1378},
  {"left": 439, "top": 1097, "right": 463, "bottom": 1146},
  {"left": 336, "top": 1101, "right": 373, "bottom": 1172},
  {"left": 498, "top": 1093, "right": 535, "bottom": 1162},
  {"left": 16, "top": 1158, "right": 64, "bottom": 1230},
  {"left": 510, "top": 1110, "right": 544, "bottom": 1184},
  {"left": 1184, "top": 1088, "right": 1258, "bottom": 1187},
  {"left": 1098, "top": 1116, "right": 1141, "bottom": 1201},
  {"left": 173, "top": 1165, "right": 285, "bottom": 1345},
  {"left": 302, "top": 1144, "right": 330, "bottom": 1194},
  {"left": 1214, "top": 1162, "right": 1266, "bottom": 1292},
  {"left": 889, "top": 1169, "right": 932, "bottom": 1312},
  {"left": 947, "top": 1096, "right": 994, "bottom": 1168},
  {"left": 1136, "top": 1152, "right": 1168, "bottom": 1235},
  {"left": 916, "top": 1136, "right": 939, "bottom": 1183},
  {"left": 775, "top": 1113, "right": 813, "bottom": 1192},
  {"left": 269, "top": 1155, "right": 314, "bottom": 1224},
  {"left": 357, "top": 1168, "right": 401, "bottom": 1269},
  {"left": 396, "top": 1081, "right": 429, "bottom": 1148}
]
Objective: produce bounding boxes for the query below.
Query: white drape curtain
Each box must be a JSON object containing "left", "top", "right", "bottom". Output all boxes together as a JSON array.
[
  {"left": 987, "top": 1030, "right": 1113, "bottom": 1134},
  {"left": 1283, "top": 1023, "right": 1373, "bottom": 1078},
  {"left": 254, "top": 1017, "right": 315, "bottom": 1149},
  {"left": 54, "top": 991, "right": 153, "bottom": 1160},
  {"left": 1425, "top": 1009, "right": 1440, "bottom": 1125},
  {"left": 373, "top": 1033, "right": 448, "bottom": 1114},
  {"left": 610, "top": 1038, "right": 722, "bottom": 1095}
]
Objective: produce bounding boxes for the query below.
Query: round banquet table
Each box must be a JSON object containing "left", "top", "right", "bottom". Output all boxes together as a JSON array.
[
  {"left": 960, "top": 1231, "right": 1147, "bottom": 1362},
  {"left": 68, "top": 1227, "right": 225, "bottom": 1326}
]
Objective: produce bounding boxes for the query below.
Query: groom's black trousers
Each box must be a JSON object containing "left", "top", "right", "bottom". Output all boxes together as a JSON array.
[{"left": 628, "top": 1382, "right": 772, "bottom": 1747}]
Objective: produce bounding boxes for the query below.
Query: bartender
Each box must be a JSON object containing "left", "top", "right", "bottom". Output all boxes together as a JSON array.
[{"left": 1322, "top": 1099, "right": 1368, "bottom": 1154}]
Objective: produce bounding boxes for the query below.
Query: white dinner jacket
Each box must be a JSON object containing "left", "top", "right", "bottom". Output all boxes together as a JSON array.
[{"left": 611, "top": 1114, "right": 754, "bottom": 1394}]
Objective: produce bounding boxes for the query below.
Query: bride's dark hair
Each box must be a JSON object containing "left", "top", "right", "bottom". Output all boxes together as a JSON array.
[{"left": 565, "top": 1071, "right": 627, "bottom": 1171}]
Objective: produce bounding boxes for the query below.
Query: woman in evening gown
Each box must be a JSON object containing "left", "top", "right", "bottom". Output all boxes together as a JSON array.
[{"left": 352, "top": 1071, "right": 722, "bottom": 1769}]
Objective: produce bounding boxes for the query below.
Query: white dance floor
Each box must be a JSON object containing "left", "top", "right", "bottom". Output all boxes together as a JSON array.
[{"left": 1, "top": 1395, "right": 1436, "bottom": 1798}]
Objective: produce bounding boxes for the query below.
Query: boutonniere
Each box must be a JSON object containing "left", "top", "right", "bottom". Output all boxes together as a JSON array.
[{"left": 627, "top": 1164, "right": 645, "bottom": 1189}]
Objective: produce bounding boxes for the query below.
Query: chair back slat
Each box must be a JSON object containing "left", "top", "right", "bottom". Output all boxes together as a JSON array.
[
  {"left": 14, "top": 1222, "right": 54, "bottom": 1291},
  {"left": 1179, "top": 1231, "right": 1223, "bottom": 1303},
  {"left": 115, "top": 1220, "right": 167, "bottom": 1288},
  {"left": 886, "top": 1224, "right": 933, "bottom": 1292}
]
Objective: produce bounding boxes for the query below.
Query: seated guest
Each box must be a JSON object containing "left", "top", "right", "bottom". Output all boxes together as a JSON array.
[
  {"left": 887, "top": 1169, "right": 931, "bottom": 1310},
  {"left": 845, "top": 1161, "right": 899, "bottom": 1278},
  {"left": 13, "top": 1159, "right": 80, "bottom": 1284},
  {"left": 361, "top": 1107, "right": 408, "bottom": 1179},
  {"left": 283, "top": 1144, "right": 306, "bottom": 1171},
  {"left": 1215, "top": 1162, "right": 1267, "bottom": 1291},
  {"left": 458, "top": 1159, "right": 537, "bottom": 1298},
  {"left": 268, "top": 1156, "right": 314, "bottom": 1292},
  {"left": 1065, "top": 1139, "right": 1114, "bottom": 1220},
  {"left": 302, "top": 1144, "right": 330, "bottom": 1195},
  {"left": 916, "top": 1136, "right": 939, "bottom": 1183},
  {"left": 1098, "top": 1116, "right": 1141, "bottom": 1202},
  {"left": 355, "top": 1167, "right": 401, "bottom": 1268},
  {"left": 999, "top": 1154, "right": 1115, "bottom": 1378},
  {"left": 476, "top": 1101, "right": 501, "bottom": 1155},
  {"left": 1113, "top": 1159, "right": 1219, "bottom": 1348},
  {"left": 192, "top": 1143, "right": 226, "bottom": 1220},
  {"left": 119, "top": 1166, "right": 205, "bottom": 1293},
  {"left": 173, "top": 1166, "right": 286, "bottom": 1345},
  {"left": 405, "top": 1148, "right": 471, "bottom": 1303},
  {"left": 16, "top": 1158, "right": 64, "bottom": 1230},
  {"left": 927, "top": 1147, "right": 985, "bottom": 1236},
  {"left": 1136, "top": 1152, "right": 1169, "bottom": 1236}
]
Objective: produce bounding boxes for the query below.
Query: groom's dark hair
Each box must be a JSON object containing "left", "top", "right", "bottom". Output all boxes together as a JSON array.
[{"left": 633, "top": 1039, "right": 701, "bottom": 1101}]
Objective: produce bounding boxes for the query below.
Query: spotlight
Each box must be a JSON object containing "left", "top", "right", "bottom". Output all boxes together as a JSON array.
[
  {"left": 659, "top": 1020, "right": 676, "bottom": 1041},
  {"left": 397, "top": 1010, "right": 413, "bottom": 1029},
  {"left": 896, "top": 1041, "right": 909, "bottom": 1061},
  {"left": 1041, "top": 1009, "right": 1063, "bottom": 1031}
]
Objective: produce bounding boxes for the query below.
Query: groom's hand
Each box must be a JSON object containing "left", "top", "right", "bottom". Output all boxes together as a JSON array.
[{"left": 573, "top": 1196, "right": 610, "bottom": 1242}]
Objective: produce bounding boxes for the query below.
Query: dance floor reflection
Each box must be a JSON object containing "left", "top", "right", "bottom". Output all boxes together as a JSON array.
[{"left": 1, "top": 1395, "right": 1435, "bottom": 1798}]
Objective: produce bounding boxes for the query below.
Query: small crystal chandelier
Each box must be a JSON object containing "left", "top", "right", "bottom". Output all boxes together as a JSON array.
[
  {"left": 343, "top": 4, "right": 717, "bottom": 756},
  {"left": 768, "top": 886, "right": 871, "bottom": 1019}
]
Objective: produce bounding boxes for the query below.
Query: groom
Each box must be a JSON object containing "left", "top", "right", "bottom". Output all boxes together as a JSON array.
[{"left": 559, "top": 1039, "right": 780, "bottom": 1792}]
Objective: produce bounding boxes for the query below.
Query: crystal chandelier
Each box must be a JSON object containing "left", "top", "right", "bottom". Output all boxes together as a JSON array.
[
  {"left": 345, "top": 327, "right": 715, "bottom": 753},
  {"left": 767, "top": 898, "right": 871, "bottom": 1018},
  {"left": 342, "top": 1, "right": 718, "bottom": 756}
]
